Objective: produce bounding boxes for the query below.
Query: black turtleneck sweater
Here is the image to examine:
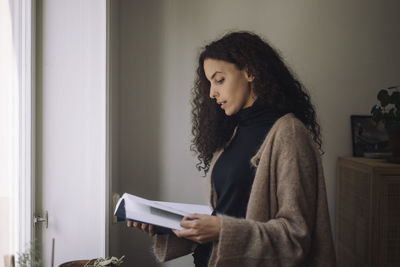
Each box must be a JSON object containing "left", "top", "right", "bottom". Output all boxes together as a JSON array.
[
  {"left": 212, "top": 98, "right": 286, "bottom": 218},
  {"left": 193, "top": 98, "right": 287, "bottom": 267}
]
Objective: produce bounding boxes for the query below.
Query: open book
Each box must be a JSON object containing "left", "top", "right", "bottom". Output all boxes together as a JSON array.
[{"left": 114, "top": 193, "right": 212, "bottom": 234}]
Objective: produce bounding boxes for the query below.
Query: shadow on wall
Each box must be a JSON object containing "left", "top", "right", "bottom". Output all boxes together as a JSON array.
[{"left": 109, "top": 0, "right": 163, "bottom": 266}]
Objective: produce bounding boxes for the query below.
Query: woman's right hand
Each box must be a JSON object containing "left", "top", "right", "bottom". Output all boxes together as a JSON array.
[{"left": 126, "top": 221, "right": 155, "bottom": 236}]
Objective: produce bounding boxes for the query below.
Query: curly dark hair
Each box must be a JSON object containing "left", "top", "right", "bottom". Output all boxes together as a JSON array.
[{"left": 190, "top": 31, "right": 323, "bottom": 175}]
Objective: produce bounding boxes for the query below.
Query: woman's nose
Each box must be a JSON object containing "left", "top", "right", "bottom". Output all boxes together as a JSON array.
[{"left": 209, "top": 86, "right": 218, "bottom": 99}]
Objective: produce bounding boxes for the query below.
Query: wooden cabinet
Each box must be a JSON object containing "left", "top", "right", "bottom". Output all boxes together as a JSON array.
[{"left": 336, "top": 157, "right": 400, "bottom": 267}]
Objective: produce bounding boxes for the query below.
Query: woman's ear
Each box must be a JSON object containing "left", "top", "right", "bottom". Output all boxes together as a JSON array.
[{"left": 244, "top": 67, "right": 255, "bottom": 82}]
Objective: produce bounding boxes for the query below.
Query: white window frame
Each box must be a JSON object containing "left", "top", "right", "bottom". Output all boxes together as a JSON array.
[{"left": 11, "top": 0, "right": 35, "bottom": 255}]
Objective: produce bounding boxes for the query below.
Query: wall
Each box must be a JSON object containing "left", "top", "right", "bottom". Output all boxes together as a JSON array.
[
  {"left": 109, "top": 1, "right": 165, "bottom": 266},
  {"left": 111, "top": 1, "right": 400, "bottom": 266}
]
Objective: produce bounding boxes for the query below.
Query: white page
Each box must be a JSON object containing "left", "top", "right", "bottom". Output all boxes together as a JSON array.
[
  {"left": 115, "top": 193, "right": 213, "bottom": 230},
  {"left": 122, "top": 194, "right": 185, "bottom": 230},
  {"left": 153, "top": 201, "right": 212, "bottom": 215}
]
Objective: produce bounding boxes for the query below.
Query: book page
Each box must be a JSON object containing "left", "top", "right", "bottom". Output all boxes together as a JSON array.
[
  {"left": 115, "top": 193, "right": 213, "bottom": 230},
  {"left": 153, "top": 201, "right": 212, "bottom": 215},
  {"left": 123, "top": 196, "right": 184, "bottom": 230}
]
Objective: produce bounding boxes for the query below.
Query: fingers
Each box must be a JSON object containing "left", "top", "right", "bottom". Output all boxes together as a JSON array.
[
  {"left": 173, "top": 228, "right": 194, "bottom": 239},
  {"left": 126, "top": 221, "right": 155, "bottom": 236},
  {"left": 180, "top": 218, "right": 197, "bottom": 228},
  {"left": 174, "top": 214, "right": 220, "bottom": 244},
  {"left": 183, "top": 213, "right": 203, "bottom": 220},
  {"left": 180, "top": 213, "right": 207, "bottom": 228},
  {"left": 148, "top": 224, "right": 155, "bottom": 236},
  {"left": 173, "top": 228, "right": 207, "bottom": 244},
  {"left": 126, "top": 220, "right": 138, "bottom": 228}
]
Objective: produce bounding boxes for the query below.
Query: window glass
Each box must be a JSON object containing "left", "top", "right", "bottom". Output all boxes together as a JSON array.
[{"left": 0, "top": 1, "right": 18, "bottom": 266}]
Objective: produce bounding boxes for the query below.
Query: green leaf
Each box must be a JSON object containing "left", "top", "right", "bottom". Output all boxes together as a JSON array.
[
  {"left": 371, "top": 105, "right": 384, "bottom": 122},
  {"left": 17, "top": 239, "right": 42, "bottom": 267},
  {"left": 377, "top": 89, "right": 390, "bottom": 107},
  {"left": 99, "top": 259, "right": 113, "bottom": 266},
  {"left": 371, "top": 105, "right": 379, "bottom": 115}
]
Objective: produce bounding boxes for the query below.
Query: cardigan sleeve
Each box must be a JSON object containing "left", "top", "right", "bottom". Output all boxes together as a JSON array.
[
  {"left": 152, "top": 233, "right": 197, "bottom": 262},
  {"left": 214, "top": 119, "right": 319, "bottom": 266}
]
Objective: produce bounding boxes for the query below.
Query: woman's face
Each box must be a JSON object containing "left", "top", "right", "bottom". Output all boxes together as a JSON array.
[{"left": 204, "top": 58, "right": 257, "bottom": 116}]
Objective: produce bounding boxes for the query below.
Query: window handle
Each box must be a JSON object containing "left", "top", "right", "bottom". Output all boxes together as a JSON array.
[{"left": 34, "top": 211, "right": 48, "bottom": 229}]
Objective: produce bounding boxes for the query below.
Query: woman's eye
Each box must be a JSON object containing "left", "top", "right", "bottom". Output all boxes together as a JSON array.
[{"left": 216, "top": 78, "right": 224, "bottom": 84}]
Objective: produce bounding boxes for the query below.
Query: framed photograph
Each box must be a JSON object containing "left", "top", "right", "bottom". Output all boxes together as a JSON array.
[{"left": 351, "top": 115, "right": 391, "bottom": 157}]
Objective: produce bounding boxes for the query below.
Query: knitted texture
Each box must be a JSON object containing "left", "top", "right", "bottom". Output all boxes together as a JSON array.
[{"left": 153, "top": 113, "right": 336, "bottom": 267}]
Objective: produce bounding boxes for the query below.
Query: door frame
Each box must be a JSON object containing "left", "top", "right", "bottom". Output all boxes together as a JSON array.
[
  {"left": 15, "top": 0, "right": 111, "bottom": 259},
  {"left": 105, "top": 0, "right": 111, "bottom": 256},
  {"left": 12, "top": 0, "right": 35, "bottom": 255}
]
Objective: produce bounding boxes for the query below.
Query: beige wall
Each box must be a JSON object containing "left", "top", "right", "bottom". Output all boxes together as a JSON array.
[{"left": 110, "top": 1, "right": 400, "bottom": 266}]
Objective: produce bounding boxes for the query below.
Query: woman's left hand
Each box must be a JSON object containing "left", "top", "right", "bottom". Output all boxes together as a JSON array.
[{"left": 172, "top": 213, "right": 221, "bottom": 244}]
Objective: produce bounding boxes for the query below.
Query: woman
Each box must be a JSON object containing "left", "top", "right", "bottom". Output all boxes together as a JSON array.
[{"left": 127, "top": 31, "right": 336, "bottom": 267}]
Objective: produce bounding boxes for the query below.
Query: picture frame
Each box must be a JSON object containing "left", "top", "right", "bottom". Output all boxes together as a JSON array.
[{"left": 350, "top": 115, "right": 391, "bottom": 157}]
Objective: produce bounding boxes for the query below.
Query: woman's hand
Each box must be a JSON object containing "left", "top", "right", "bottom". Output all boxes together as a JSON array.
[
  {"left": 172, "top": 214, "right": 221, "bottom": 244},
  {"left": 126, "top": 221, "right": 155, "bottom": 236}
]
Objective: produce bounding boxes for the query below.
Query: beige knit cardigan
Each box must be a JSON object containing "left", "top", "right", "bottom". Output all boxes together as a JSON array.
[{"left": 153, "top": 113, "right": 336, "bottom": 267}]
